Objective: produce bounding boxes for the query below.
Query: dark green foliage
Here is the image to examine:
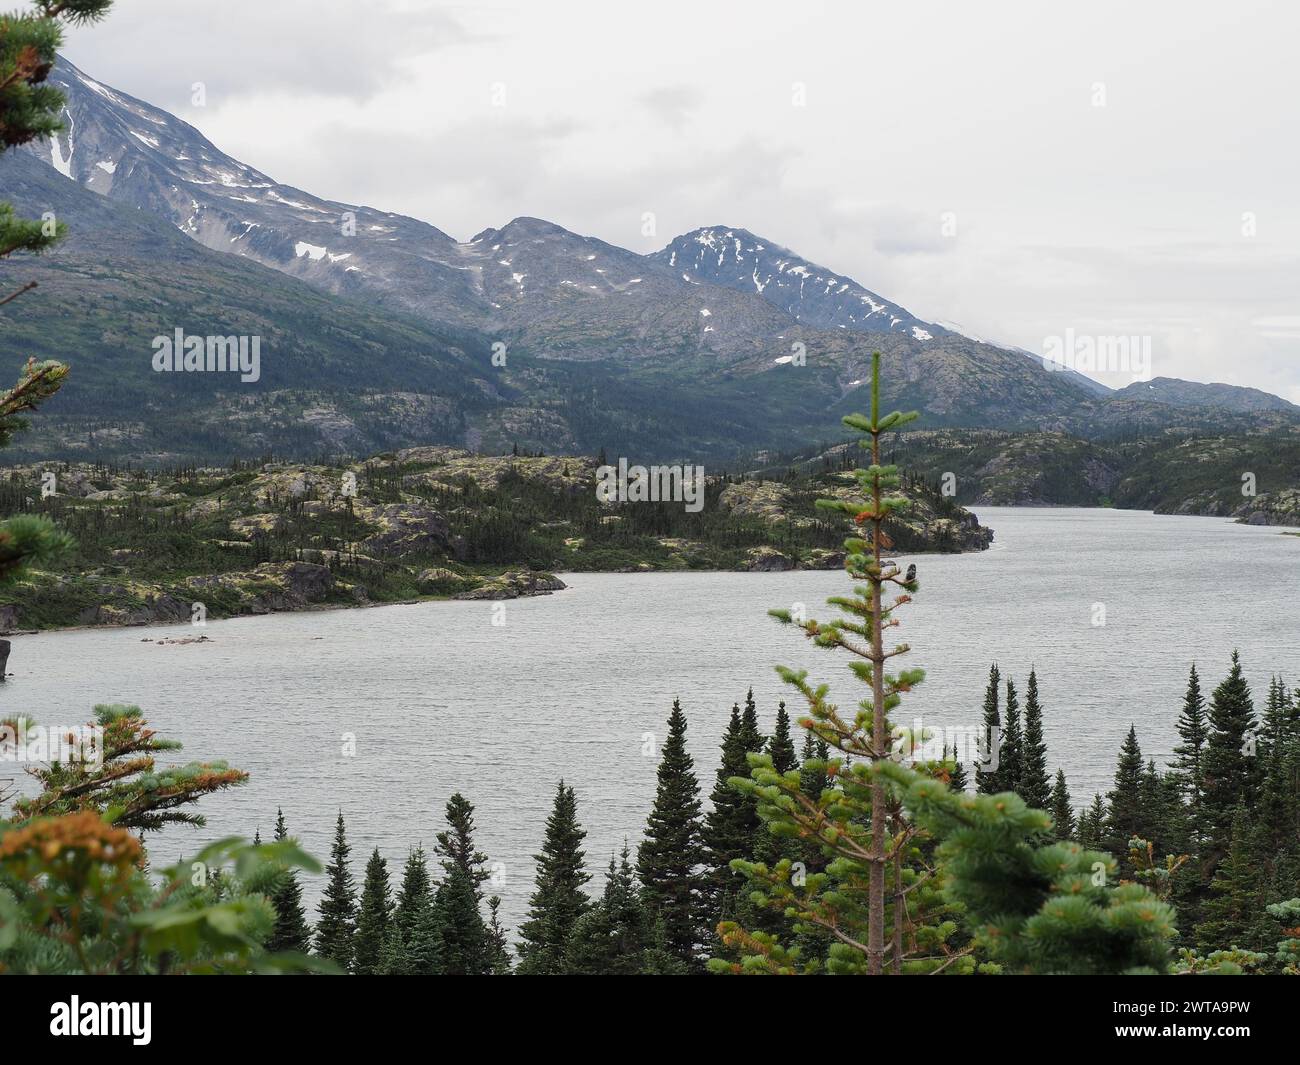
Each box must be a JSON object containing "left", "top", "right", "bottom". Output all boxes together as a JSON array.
[
  {"left": 265, "top": 808, "right": 312, "bottom": 955},
  {"left": 946, "top": 743, "right": 969, "bottom": 793},
  {"left": 432, "top": 793, "right": 492, "bottom": 975},
  {"left": 702, "top": 704, "right": 759, "bottom": 935},
  {"left": 384, "top": 846, "right": 437, "bottom": 974},
  {"left": 433, "top": 864, "right": 489, "bottom": 975},
  {"left": 1, "top": 1, "right": 110, "bottom": 251},
  {"left": 1199, "top": 653, "right": 1259, "bottom": 861},
  {"left": 1077, "top": 794, "right": 1107, "bottom": 851},
  {"left": 1196, "top": 807, "right": 1268, "bottom": 953},
  {"left": 1049, "top": 770, "right": 1075, "bottom": 841},
  {"left": 486, "top": 896, "right": 512, "bottom": 975},
  {"left": 999, "top": 679, "right": 1024, "bottom": 796},
  {"left": 1171, "top": 664, "right": 1207, "bottom": 840},
  {"left": 1105, "top": 726, "right": 1147, "bottom": 864},
  {"left": 565, "top": 844, "right": 682, "bottom": 975},
  {"left": 739, "top": 688, "right": 765, "bottom": 753},
  {"left": 313, "top": 811, "right": 357, "bottom": 970},
  {"left": 768, "top": 702, "right": 798, "bottom": 775},
  {"left": 637, "top": 698, "right": 705, "bottom": 969},
  {"left": 352, "top": 848, "right": 393, "bottom": 975},
  {"left": 517, "top": 781, "right": 591, "bottom": 975},
  {"left": 974, "top": 665, "right": 1001, "bottom": 793},
  {"left": 1019, "top": 670, "right": 1051, "bottom": 810}
]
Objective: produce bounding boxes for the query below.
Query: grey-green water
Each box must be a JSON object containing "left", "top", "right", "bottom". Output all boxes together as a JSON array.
[{"left": 4, "top": 507, "right": 1297, "bottom": 931}]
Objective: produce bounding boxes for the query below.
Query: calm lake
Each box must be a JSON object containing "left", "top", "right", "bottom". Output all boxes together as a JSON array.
[{"left": 3, "top": 507, "right": 1297, "bottom": 930}]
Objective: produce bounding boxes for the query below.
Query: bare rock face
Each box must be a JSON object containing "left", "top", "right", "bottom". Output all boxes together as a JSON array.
[
  {"left": 453, "top": 571, "right": 567, "bottom": 600},
  {"left": 186, "top": 561, "right": 335, "bottom": 614},
  {"left": 359, "top": 505, "right": 454, "bottom": 555},
  {"left": 1231, "top": 488, "right": 1300, "bottom": 528},
  {"left": 0, "top": 605, "right": 17, "bottom": 633},
  {"left": 741, "top": 547, "right": 797, "bottom": 572}
]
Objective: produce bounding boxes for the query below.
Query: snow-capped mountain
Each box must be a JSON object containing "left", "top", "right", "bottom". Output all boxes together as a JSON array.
[
  {"left": 27, "top": 57, "right": 952, "bottom": 358},
  {"left": 17, "top": 54, "right": 1204, "bottom": 462},
  {"left": 27, "top": 56, "right": 495, "bottom": 328},
  {"left": 654, "top": 227, "right": 943, "bottom": 340}
]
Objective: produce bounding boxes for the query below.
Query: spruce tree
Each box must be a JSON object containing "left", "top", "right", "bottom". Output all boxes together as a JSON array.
[
  {"left": 486, "top": 896, "right": 512, "bottom": 974},
  {"left": 769, "top": 701, "right": 798, "bottom": 775},
  {"left": 565, "top": 844, "right": 656, "bottom": 975},
  {"left": 1000, "top": 678, "right": 1024, "bottom": 796},
  {"left": 1252, "top": 681, "right": 1299, "bottom": 879},
  {"left": 720, "top": 353, "right": 964, "bottom": 975},
  {"left": 702, "top": 704, "right": 759, "bottom": 932},
  {"left": 798, "top": 730, "right": 830, "bottom": 801},
  {"left": 740, "top": 688, "right": 765, "bottom": 753},
  {"left": 434, "top": 792, "right": 490, "bottom": 897},
  {"left": 1049, "top": 769, "right": 1075, "bottom": 841},
  {"left": 974, "top": 665, "right": 1002, "bottom": 793},
  {"left": 945, "top": 743, "right": 970, "bottom": 793},
  {"left": 406, "top": 898, "right": 445, "bottom": 975},
  {"left": 265, "top": 808, "right": 312, "bottom": 954},
  {"left": 713, "top": 351, "right": 1174, "bottom": 977},
  {"left": 1019, "top": 669, "right": 1052, "bottom": 810},
  {"left": 1105, "top": 726, "right": 1147, "bottom": 864},
  {"left": 314, "top": 811, "right": 358, "bottom": 970},
  {"left": 1171, "top": 663, "right": 1208, "bottom": 844},
  {"left": 1196, "top": 806, "right": 1267, "bottom": 953},
  {"left": 637, "top": 698, "right": 705, "bottom": 969},
  {"left": 388, "top": 846, "right": 437, "bottom": 974},
  {"left": 1200, "top": 653, "right": 1259, "bottom": 863},
  {"left": 433, "top": 793, "right": 492, "bottom": 975},
  {"left": 1077, "top": 794, "right": 1107, "bottom": 850},
  {"left": 517, "top": 781, "right": 591, "bottom": 975},
  {"left": 352, "top": 848, "right": 393, "bottom": 975}
]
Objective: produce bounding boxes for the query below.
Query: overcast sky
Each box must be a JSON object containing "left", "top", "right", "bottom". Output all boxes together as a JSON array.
[{"left": 66, "top": 0, "right": 1300, "bottom": 399}]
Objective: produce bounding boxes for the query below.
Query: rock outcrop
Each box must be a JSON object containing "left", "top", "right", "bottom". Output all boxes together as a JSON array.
[{"left": 453, "top": 571, "right": 567, "bottom": 600}]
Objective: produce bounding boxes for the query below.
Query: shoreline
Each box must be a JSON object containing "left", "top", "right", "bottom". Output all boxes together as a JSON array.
[{"left": 4, "top": 507, "right": 1295, "bottom": 640}]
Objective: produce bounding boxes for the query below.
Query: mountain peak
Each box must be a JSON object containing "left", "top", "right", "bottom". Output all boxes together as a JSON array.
[
  {"left": 653, "top": 226, "right": 941, "bottom": 339},
  {"left": 1113, "top": 377, "right": 1297, "bottom": 414},
  {"left": 470, "top": 216, "right": 581, "bottom": 245}
]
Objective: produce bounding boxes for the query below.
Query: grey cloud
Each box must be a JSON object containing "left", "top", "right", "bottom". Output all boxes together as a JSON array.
[{"left": 63, "top": 0, "right": 489, "bottom": 111}]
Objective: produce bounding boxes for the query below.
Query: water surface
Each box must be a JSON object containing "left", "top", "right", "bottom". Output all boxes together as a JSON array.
[{"left": 4, "top": 507, "right": 1296, "bottom": 930}]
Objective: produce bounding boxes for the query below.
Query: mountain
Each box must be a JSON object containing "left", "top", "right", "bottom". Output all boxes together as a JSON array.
[
  {"left": 750, "top": 424, "right": 1300, "bottom": 526},
  {"left": 0, "top": 151, "right": 504, "bottom": 462},
  {"left": 654, "top": 226, "right": 942, "bottom": 339},
  {"left": 7, "top": 55, "right": 1296, "bottom": 467},
  {"left": 1112, "top": 377, "right": 1298, "bottom": 414}
]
